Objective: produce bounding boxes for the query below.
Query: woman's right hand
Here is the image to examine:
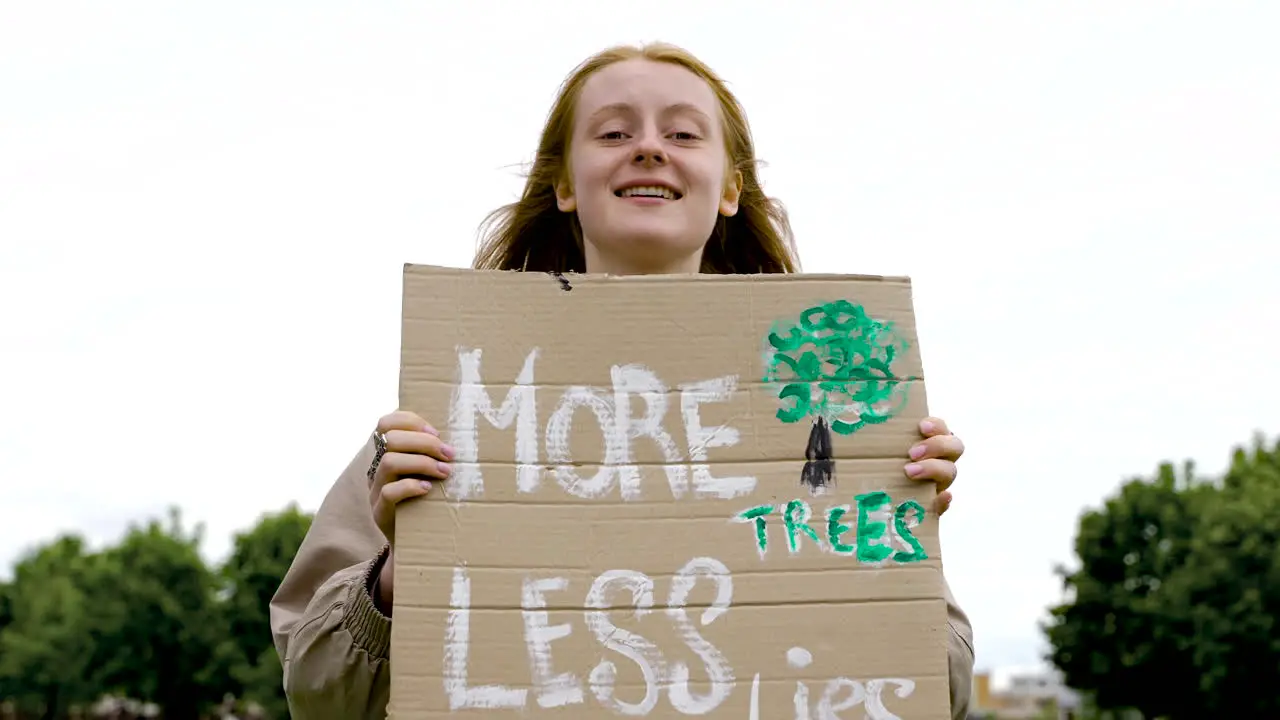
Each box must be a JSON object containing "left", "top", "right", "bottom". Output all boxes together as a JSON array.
[{"left": 367, "top": 410, "right": 455, "bottom": 610}]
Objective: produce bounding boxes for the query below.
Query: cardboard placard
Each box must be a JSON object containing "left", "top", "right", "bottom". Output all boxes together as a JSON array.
[{"left": 389, "top": 264, "right": 950, "bottom": 719}]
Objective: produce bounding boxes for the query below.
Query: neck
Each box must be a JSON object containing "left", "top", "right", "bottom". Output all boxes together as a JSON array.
[{"left": 583, "top": 245, "right": 703, "bottom": 276}]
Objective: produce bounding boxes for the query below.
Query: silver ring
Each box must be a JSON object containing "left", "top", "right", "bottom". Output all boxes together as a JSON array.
[{"left": 368, "top": 431, "right": 388, "bottom": 481}]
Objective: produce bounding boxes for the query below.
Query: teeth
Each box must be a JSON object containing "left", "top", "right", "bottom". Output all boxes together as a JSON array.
[{"left": 619, "top": 185, "right": 677, "bottom": 200}]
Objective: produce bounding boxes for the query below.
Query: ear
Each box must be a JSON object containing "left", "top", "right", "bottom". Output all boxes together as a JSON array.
[
  {"left": 719, "top": 169, "right": 743, "bottom": 217},
  {"left": 555, "top": 174, "right": 577, "bottom": 213}
]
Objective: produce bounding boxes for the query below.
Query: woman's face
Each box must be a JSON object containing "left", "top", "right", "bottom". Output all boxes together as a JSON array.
[{"left": 557, "top": 58, "right": 742, "bottom": 274}]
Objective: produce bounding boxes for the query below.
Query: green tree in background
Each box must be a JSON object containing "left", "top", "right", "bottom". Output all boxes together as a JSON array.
[
  {"left": 0, "top": 578, "right": 14, "bottom": 701},
  {"left": 0, "top": 504, "right": 314, "bottom": 719},
  {"left": 1162, "top": 437, "right": 1280, "bottom": 712},
  {"left": 218, "top": 505, "right": 313, "bottom": 719},
  {"left": 0, "top": 536, "right": 102, "bottom": 718},
  {"left": 1045, "top": 433, "right": 1280, "bottom": 718},
  {"left": 80, "top": 509, "right": 227, "bottom": 719},
  {"left": 0, "top": 578, "right": 12, "bottom": 630}
]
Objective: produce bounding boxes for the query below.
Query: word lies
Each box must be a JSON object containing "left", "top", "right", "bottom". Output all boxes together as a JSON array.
[
  {"left": 445, "top": 557, "right": 915, "bottom": 719},
  {"left": 735, "top": 492, "right": 928, "bottom": 564},
  {"left": 447, "top": 347, "right": 754, "bottom": 502},
  {"left": 747, "top": 646, "right": 916, "bottom": 720}
]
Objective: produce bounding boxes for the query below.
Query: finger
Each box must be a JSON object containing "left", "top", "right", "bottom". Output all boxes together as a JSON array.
[
  {"left": 904, "top": 458, "right": 957, "bottom": 492},
  {"left": 933, "top": 490, "right": 953, "bottom": 517},
  {"left": 909, "top": 433, "right": 965, "bottom": 463},
  {"left": 373, "top": 477, "right": 434, "bottom": 541},
  {"left": 377, "top": 410, "right": 439, "bottom": 437},
  {"left": 380, "top": 476, "right": 433, "bottom": 507},
  {"left": 918, "top": 416, "right": 950, "bottom": 437},
  {"left": 374, "top": 451, "right": 453, "bottom": 488},
  {"left": 384, "top": 429, "right": 455, "bottom": 463}
]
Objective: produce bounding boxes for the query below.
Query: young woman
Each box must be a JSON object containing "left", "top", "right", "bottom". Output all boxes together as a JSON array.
[{"left": 270, "top": 42, "right": 974, "bottom": 719}]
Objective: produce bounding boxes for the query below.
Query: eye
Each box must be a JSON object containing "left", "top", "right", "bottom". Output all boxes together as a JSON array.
[
  {"left": 670, "top": 131, "right": 702, "bottom": 141},
  {"left": 598, "top": 130, "right": 628, "bottom": 141}
]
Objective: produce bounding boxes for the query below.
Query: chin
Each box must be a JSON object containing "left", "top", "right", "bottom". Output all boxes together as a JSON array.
[{"left": 610, "top": 232, "right": 707, "bottom": 272}]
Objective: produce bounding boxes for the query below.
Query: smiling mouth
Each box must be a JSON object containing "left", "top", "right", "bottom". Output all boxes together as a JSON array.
[{"left": 615, "top": 185, "right": 682, "bottom": 200}]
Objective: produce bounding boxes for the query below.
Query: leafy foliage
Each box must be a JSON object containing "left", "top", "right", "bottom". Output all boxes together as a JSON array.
[
  {"left": 0, "top": 505, "right": 313, "bottom": 719},
  {"left": 1045, "top": 433, "right": 1280, "bottom": 717},
  {"left": 0, "top": 536, "right": 102, "bottom": 717},
  {"left": 219, "top": 506, "right": 313, "bottom": 719}
]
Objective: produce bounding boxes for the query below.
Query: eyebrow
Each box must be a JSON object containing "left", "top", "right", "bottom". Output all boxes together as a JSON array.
[{"left": 588, "top": 102, "right": 713, "bottom": 123}]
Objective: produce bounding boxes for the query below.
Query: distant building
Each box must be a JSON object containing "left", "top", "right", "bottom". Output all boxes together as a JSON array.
[{"left": 971, "top": 668, "right": 1083, "bottom": 719}]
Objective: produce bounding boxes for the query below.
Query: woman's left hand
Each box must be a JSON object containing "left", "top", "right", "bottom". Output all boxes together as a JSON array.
[{"left": 905, "top": 416, "right": 964, "bottom": 517}]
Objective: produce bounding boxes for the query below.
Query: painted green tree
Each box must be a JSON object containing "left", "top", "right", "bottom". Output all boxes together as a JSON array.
[{"left": 763, "top": 300, "right": 910, "bottom": 491}]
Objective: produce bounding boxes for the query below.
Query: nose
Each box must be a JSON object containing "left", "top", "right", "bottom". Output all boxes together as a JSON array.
[
  {"left": 633, "top": 149, "right": 666, "bottom": 166},
  {"left": 632, "top": 127, "right": 667, "bottom": 166}
]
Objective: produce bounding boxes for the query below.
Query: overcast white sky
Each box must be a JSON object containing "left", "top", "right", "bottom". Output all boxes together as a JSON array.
[{"left": 2, "top": 1, "right": 1278, "bottom": 683}]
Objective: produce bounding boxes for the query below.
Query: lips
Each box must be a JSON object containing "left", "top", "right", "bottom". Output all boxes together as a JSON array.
[{"left": 614, "top": 183, "right": 682, "bottom": 200}]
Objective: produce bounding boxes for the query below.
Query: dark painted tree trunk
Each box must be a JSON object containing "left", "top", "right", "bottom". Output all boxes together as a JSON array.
[{"left": 801, "top": 416, "right": 835, "bottom": 492}]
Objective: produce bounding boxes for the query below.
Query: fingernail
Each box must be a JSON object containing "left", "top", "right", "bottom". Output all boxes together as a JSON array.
[
  {"left": 441, "top": 444, "right": 456, "bottom": 460},
  {"left": 424, "top": 424, "right": 439, "bottom": 436},
  {"left": 905, "top": 463, "right": 923, "bottom": 478},
  {"left": 438, "top": 462, "right": 452, "bottom": 477},
  {"left": 920, "top": 420, "right": 935, "bottom": 434},
  {"left": 909, "top": 444, "right": 926, "bottom": 460},
  {"left": 420, "top": 480, "right": 432, "bottom": 492}
]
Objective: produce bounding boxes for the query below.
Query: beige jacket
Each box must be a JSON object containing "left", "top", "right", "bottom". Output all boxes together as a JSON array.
[{"left": 271, "top": 435, "right": 976, "bottom": 719}]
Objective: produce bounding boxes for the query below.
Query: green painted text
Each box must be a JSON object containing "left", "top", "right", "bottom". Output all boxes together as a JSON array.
[{"left": 734, "top": 492, "right": 929, "bottom": 564}]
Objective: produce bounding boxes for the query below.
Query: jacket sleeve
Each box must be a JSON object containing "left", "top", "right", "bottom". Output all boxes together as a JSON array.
[
  {"left": 943, "top": 573, "right": 976, "bottom": 719},
  {"left": 270, "top": 435, "right": 394, "bottom": 720}
]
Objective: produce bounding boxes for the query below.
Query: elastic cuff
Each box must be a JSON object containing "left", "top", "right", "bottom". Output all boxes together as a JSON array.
[{"left": 344, "top": 544, "right": 393, "bottom": 660}]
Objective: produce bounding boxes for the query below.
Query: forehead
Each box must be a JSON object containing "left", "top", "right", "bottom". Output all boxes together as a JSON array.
[{"left": 576, "top": 58, "right": 719, "bottom": 120}]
